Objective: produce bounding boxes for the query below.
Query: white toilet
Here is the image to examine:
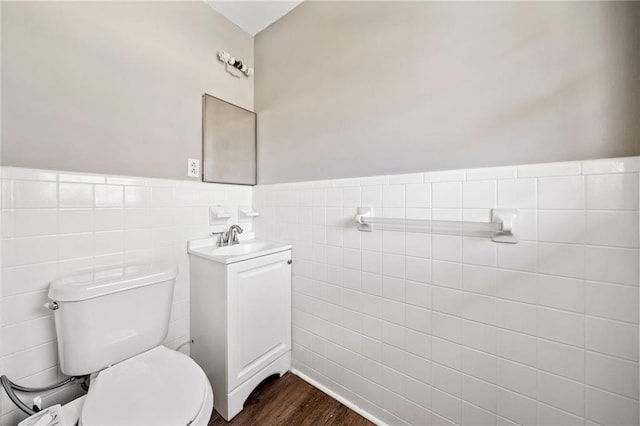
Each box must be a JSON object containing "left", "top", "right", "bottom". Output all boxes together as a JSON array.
[{"left": 47, "top": 263, "right": 213, "bottom": 425}]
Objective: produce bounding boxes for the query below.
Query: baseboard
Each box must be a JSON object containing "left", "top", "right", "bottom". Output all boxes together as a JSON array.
[{"left": 291, "top": 368, "right": 387, "bottom": 426}]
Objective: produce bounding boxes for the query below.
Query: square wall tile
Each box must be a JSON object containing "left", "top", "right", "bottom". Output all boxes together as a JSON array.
[
  {"left": 326, "top": 188, "right": 343, "bottom": 207},
  {"left": 433, "top": 235, "right": 462, "bottom": 262},
  {"left": 343, "top": 187, "right": 361, "bottom": 208},
  {"left": 59, "top": 183, "right": 93, "bottom": 208},
  {"left": 406, "top": 184, "right": 431, "bottom": 208},
  {"left": 497, "top": 358, "right": 536, "bottom": 398},
  {"left": 405, "top": 376, "right": 431, "bottom": 409},
  {"left": 537, "top": 402, "right": 584, "bottom": 426},
  {"left": 406, "top": 257, "right": 431, "bottom": 283},
  {"left": 95, "top": 185, "right": 124, "bottom": 207},
  {"left": 382, "top": 254, "right": 405, "bottom": 279},
  {"left": 433, "top": 182, "right": 462, "bottom": 209},
  {"left": 2, "top": 236, "right": 58, "bottom": 267},
  {"left": 497, "top": 329, "right": 536, "bottom": 367},
  {"left": 538, "top": 211, "right": 585, "bottom": 244},
  {"left": 586, "top": 174, "right": 638, "bottom": 210},
  {"left": 537, "top": 275, "right": 584, "bottom": 313},
  {"left": 585, "top": 282, "right": 638, "bottom": 324},
  {"left": 497, "top": 179, "right": 537, "bottom": 209},
  {"left": 463, "top": 181, "right": 496, "bottom": 209},
  {"left": 382, "top": 231, "right": 405, "bottom": 255},
  {"left": 361, "top": 186, "right": 382, "bottom": 207},
  {"left": 405, "top": 232, "right": 431, "bottom": 258},
  {"left": 537, "top": 339, "right": 584, "bottom": 381},
  {"left": 586, "top": 211, "right": 639, "bottom": 248},
  {"left": 585, "top": 386, "right": 639, "bottom": 426},
  {"left": 433, "top": 337, "right": 461, "bottom": 370},
  {"left": 537, "top": 307, "right": 584, "bottom": 348},
  {"left": 463, "top": 265, "right": 497, "bottom": 296},
  {"left": 405, "top": 281, "right": 431, "bottom": 309},
  {"left": 586, "top": 351, "right": 638, "bottom": 399},
  {"left": 586, "top": 317, "right": 639, "bottom": 362},
  {"left": 462, "top": 375, "right": 497, "bottom": 413},
  {"left": 462, "top": 237, "right": 497, "bottom": 267},
  {"left": 495, "top": 299, "right": 536, "bottom": 335},
  {"left": 13, "top": 209, "right": 57, "bottom": 237},
  {"left": 538, "top": 243, "right": 585, "bottom": 279},
  {"left": 537, "top": 371, "right": 585, "bottom": 417},
  {"left": 13, "top": 181, "right": 57, "bottom": 208},
  {"left": 432, "top": 260, "right": 462, "bottom": 289},
  {"left": 432, "top": 311, "right": 462, "bottom": 342},
  {"left": 497, "top": 242, "right": 537, "bottom": 273},
  {"left": 431, "top": 388, "right": 461, "bottom": 425},
  {"left": 59, "top": 233, "right": 93, "bottom": 260},
  {"left": 382, "top": 185, "right": 404, "bottom": 208},
  {"left": 462, "top": 321, "right": 496, "bottom": 356},
  {"left": 538, "top": 176, "right": 585, "bottom": 210},
  {"left": 494, "top": 269, "right": 537, "bottom": 304},
  {"left": 585, "top": 246, "right": 639, "bottom": 286},
  {"left": 432, "top": 363, "right": 461, "bottom": 397},
  {"left": 497, "top": 389, "right": 537, "bottom": 425}
]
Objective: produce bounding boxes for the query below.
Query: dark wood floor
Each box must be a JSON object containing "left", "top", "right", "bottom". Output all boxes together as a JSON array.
[{"left": 208, "top": 373, "right": 374, "bottom": 426}]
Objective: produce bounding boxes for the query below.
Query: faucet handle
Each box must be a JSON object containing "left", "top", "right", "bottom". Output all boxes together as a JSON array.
[{"left": 211, "top": 231, "right": 225, "bottom": 247}]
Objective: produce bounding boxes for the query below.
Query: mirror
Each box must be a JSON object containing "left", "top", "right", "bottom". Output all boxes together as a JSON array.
[{"left": 202, "top": 94, "right": 256, "bottom": 185}]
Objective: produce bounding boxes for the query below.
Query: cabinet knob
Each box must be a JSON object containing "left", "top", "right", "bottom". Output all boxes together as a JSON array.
[{"left": 287, "top": 260, "right": 292, "bottom": 264}]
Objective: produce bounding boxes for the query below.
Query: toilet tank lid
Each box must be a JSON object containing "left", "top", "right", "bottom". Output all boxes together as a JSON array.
[{"left": 48, "top": 263, "right": 178, "bottom": 302}]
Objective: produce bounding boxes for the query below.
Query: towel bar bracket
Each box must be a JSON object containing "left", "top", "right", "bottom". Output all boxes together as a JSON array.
[
  {"left": 491, "top": 208, "right": 518, "bottom": 244},
  {"left": 356, "top": 207, "right": 373, "bottom": 232}
]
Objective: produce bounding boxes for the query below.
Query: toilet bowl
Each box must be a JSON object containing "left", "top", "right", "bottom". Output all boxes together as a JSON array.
[
  {"left": 46, "top": 263, "right": 214, "bottom": 425},
  {"left": 80, "top": 346, "right": 213, "bottom": 425}
]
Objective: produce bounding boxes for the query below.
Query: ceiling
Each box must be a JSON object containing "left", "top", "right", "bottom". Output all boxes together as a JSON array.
[{"left": 206, "top": 1, "right": 304, "bottom": 36}]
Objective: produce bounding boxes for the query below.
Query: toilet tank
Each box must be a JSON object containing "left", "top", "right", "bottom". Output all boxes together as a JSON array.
[{"left": 48, "top": 263, "right": 178, "bottom": 376}]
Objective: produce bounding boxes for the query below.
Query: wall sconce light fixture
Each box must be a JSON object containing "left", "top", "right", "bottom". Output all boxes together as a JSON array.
[{"left": 218, "top": 51, "right": 253, "bottom": 77}]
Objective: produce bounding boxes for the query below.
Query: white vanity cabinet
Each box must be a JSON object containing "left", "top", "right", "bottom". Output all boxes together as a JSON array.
[{"left": 189, "top": 239, "right": 292, "bottom": 421}]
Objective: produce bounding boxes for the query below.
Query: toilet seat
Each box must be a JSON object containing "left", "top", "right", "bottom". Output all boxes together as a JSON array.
[{"left": 81, "top": 346, "right": 210, "bottom": 425}]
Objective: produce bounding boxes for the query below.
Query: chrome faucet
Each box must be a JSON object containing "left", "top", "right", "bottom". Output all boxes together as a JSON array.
[
  {"left": 226, "top": 224, "right": 243, "bottom": 245},
  {"left": 212, "top": 224, "right": 244, "bottom": 247}
]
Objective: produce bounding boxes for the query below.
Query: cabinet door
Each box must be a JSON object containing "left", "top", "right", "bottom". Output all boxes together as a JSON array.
[{"left": 227, "top": 251, "right": 291, "bottom": 390}]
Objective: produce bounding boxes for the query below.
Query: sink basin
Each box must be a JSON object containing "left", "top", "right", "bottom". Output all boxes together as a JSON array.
[
  {"left": 212, "top": 241, "right": 276, "bottom": 256},
  {"left": 188, "top": 238, "right": 291, "bottom": 264}
]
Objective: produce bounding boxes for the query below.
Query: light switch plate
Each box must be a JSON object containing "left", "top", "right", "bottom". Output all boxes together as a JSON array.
[{"left": 188, "top": 158, "right": 200, "bottom": 177}]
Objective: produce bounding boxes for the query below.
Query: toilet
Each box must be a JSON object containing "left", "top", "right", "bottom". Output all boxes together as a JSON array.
[{"left": 47, "top": 263, "right": 213, "bottom": 425}]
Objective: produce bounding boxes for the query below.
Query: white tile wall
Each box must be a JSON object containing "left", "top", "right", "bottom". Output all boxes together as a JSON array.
[
  {"left": 254, "top": 157, "right": 640, "bottom": 426},
  {"left": 0, "top": 167, "right": 252, "bottom": 425}
]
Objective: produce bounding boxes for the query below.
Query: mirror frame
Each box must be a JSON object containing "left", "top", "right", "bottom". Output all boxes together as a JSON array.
[{"left": 201, "top": 93, "right": 257, "bottom": 186}]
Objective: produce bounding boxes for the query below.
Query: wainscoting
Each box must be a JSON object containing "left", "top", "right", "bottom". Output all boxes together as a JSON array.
[{"left": 254, "top": 157, "right": 640, "bottom": 426}]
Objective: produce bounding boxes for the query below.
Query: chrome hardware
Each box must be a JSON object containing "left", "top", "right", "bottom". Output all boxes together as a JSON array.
[
  {"left": 211, "top": 232, "right": 225, "bottom": 247},
  {"left": 226, "top": 224, "right": 244, "bottom": 246},
  {"left": 212, "top": 225, "right": 244, "bottom": 247},
  {"left": 44, "top": 301, "right": 59, "bottom": 311}
]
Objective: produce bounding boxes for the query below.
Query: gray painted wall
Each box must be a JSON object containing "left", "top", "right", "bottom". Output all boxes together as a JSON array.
[
  {"left": 1, "top": 1, "right": 253, "bottom": 180},
  {"left": 255, "top": 1, "right": 640, "bottom": 184}
]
